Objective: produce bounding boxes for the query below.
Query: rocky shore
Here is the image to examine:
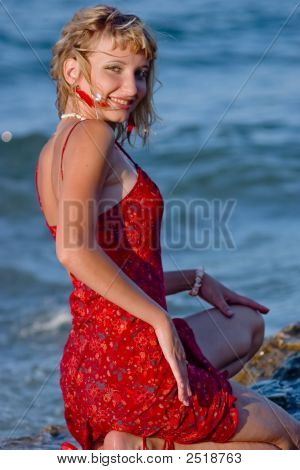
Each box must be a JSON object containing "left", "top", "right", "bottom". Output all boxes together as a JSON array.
[{"left": 2, "top": 323, "right": 299, "bottom": 450}]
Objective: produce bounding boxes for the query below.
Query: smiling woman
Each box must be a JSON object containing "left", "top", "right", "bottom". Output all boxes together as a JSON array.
[
  {"left": 50, "top": 6, "right": 160, "bottom": 146},
  {"left": 35, "top": 4, "right": 300, "bottom": 452}
]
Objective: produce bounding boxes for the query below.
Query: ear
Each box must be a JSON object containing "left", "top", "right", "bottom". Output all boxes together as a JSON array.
[{"left": 63, "top": 57, "right": 80, "bottom": 85}]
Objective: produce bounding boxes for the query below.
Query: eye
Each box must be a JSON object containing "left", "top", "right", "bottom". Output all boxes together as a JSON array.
[
  {"left": 138, "top": 70, "right": 149, "bottom": 80},
  {"left": 106, "top": 66, "right": 148, "bottom": 80},
  {"left": 106, "top": 66, "right": 122, "bottom": 73}
]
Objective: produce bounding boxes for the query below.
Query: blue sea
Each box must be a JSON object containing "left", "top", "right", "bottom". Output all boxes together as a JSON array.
[{"left": 0, "top": 0, "right": 299, "bottom": 446}]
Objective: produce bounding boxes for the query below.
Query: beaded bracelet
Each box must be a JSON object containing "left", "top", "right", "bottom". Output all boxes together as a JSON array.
[{"left": 188, "top": 266, "right": 205, "bottom": 296}]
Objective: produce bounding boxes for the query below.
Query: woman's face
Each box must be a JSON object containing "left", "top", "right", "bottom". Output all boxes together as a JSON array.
[{"left": 77, "top": 33, "right": 150, "bottom": 124}]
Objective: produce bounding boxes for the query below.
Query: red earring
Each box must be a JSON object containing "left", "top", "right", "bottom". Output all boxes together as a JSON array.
[
  {"left": 74, "top": 85, "right": 109, "bottom": 108},
  {"left": 126, "top": 113, "right": 136, "bottom": 140},
  {"left": 75, "top": 85, "right": 93, "bottom": 108}
]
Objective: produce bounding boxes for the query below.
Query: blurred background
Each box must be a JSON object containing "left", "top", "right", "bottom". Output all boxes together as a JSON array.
[{"left": 0, "top": 0, "right": 299, "bottom": 445}]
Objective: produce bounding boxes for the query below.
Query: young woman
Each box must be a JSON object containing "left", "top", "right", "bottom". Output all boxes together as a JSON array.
[{"left": 35, "top": 5, "right": 300, "bottom": 450}]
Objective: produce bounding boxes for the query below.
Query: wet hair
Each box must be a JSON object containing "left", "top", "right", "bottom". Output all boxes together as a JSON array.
[{"left": 50, "top": 4, "right": 162, "bottom": 146}]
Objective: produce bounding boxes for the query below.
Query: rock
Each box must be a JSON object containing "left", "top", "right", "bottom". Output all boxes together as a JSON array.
[
  {"left": 234, "top": 322, "right": 300, "bottom": 385},
  {"left": 272, "top": 352, "right": 300, "bottom": 381},
  {"left": 234, "top": 322, "right": 300, "bottom": 421}
]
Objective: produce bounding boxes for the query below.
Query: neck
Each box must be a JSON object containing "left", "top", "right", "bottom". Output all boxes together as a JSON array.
[{"left": 62, "top": 105, "right": 117, "bottom": 131}]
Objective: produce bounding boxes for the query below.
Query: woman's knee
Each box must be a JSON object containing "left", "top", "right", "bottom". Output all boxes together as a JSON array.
[
  {"left": 248, "top": 308, "right": 265, "bottom": 355},
  {"left": 232, "top": 305, "right": 265, "bottom": 354}
]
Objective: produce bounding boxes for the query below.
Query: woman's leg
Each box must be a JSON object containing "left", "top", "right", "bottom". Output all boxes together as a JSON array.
[
  {"left": 101, "top": 431, "right": 279, "bottom": 450},
  {"left": 101, "top": 380, "right": 300, "bottom": 450},
  {"left": 183, "top": 304, "right": 299, "bottom": 447},
  {"left": 183, "top": 304, "right": 265, "bottom": 378},
  {"left": 225, "top": 380, "right": 300, "bottom": 450}
]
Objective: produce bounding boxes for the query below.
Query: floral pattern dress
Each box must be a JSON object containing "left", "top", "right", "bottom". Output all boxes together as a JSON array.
[{"left": 35, "top": 122, "right": 239, "bottom": 450}]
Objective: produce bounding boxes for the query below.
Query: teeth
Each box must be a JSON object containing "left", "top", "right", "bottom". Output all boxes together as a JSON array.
[{"left": 109, "top": 97, "right": 130, "bottom": 105}]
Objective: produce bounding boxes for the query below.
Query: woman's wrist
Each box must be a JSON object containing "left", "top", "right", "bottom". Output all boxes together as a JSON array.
[
  {"left": 185, "top": 269, "right": 198, "bottom": 290},
  {"left": 163, "top": 268, "right": 208, "bottom": 296},
  {"left": 188, "top": 267, "right": 205, "bottom": 296}
]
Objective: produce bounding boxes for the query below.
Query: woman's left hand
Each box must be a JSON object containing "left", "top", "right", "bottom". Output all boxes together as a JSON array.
[{"left": 196, "top": 273, "right": 270, "bottom": 318}]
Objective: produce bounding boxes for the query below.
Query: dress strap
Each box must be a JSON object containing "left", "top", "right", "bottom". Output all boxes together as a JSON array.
[
  {"left": 60, "top": 120, "right": 83, "bottom": 180},
  {"left": 142, "top": 436, "right": 148, "bottom": 450},
  {"left": 115, "top": 140, "right": 137, "bottom": 169},
  {"left": 35, "top": 161, "right": 43, "bottom": 212}
]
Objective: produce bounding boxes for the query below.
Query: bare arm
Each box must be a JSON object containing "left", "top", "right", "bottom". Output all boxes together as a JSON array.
[
  {"left": 56, "top": 119, "right": 169, "bottom": 329},
  {"left": 163, "top": 269, "right": 196, "bottom": 296}
]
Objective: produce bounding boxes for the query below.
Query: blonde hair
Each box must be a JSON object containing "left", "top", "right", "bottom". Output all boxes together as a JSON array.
[{"left": 50, "top": 4, "right": 162, "bottom": 146}]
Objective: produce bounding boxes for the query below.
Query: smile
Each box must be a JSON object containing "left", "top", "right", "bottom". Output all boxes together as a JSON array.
[{"left": 109, "top": 97, "right": 132, "bottom": 105}]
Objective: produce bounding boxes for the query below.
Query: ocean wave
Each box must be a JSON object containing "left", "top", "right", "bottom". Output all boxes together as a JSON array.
[{"left": 18, "top": 308, "right": 70, "bottom": 338}]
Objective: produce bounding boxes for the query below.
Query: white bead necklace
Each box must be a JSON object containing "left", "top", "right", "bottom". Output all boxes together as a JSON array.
[{"left": 60, "top": 113, "right": 86, "bottom": 121}]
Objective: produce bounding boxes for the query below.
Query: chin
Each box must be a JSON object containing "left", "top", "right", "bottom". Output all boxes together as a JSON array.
[{"left": 113, "top": 117, "right": 128, "bottom": 124}]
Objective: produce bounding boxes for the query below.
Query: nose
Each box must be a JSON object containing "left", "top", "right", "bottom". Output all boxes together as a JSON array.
[{"left": 122, "top": 73, "right": 139, "bottom": 98}]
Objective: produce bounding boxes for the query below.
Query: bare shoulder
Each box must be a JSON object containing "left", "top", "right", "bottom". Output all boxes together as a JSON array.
[
  {"left": 68, "top": 118, "right": 115, "bottom": 149},
  {"left": 61, "top": 119, "right": 116, "bottom": 180}
]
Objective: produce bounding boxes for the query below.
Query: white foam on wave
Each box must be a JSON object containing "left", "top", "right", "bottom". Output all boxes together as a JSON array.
[{"left": 19, "top": 307, "right": 71, "bottom": 337}]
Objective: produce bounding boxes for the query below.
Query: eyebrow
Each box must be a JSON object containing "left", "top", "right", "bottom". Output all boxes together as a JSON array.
[{"left": 105, "top": 60, "right": 150, "bottom": 69}]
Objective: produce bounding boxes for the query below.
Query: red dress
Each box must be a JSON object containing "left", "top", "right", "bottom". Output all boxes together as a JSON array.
[{"left": 35, "top": 122, "right": 239, "bottom": 450}]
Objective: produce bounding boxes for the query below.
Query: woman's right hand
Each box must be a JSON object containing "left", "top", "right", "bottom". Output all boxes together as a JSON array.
[{"left": 154, "top": 316, "right": 192, "bottom": 406}]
